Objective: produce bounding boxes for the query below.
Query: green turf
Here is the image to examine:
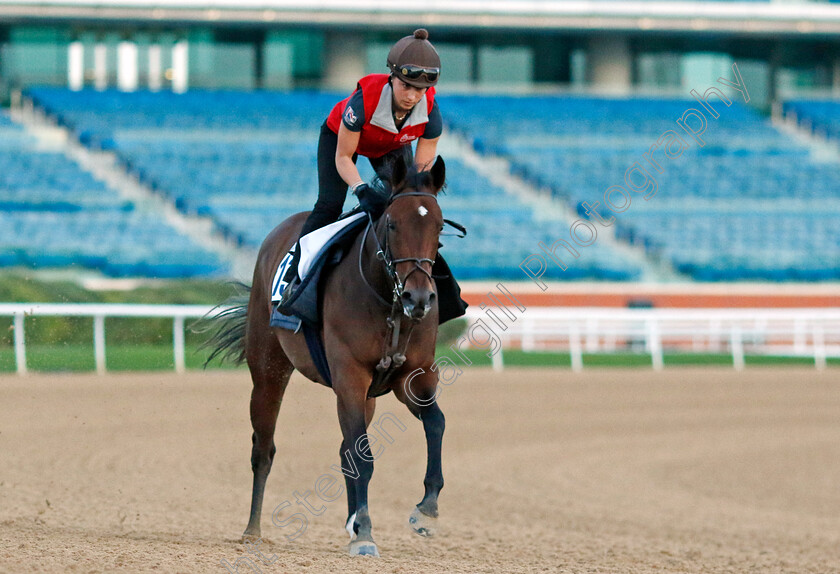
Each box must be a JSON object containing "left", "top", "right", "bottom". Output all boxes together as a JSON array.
[
  {"left": 0, "top": 345, "right": 835, "bottom": 374},
  {"left": 435, "top": 349, "right": 836, "bottom": 369},
  {"left": 0, "top": 344, "right": 96, "bottom": 372},
  {"left": 663, "top": 353, "right": 738, "bottom": 366},
  {"left": 106, "top": 344, "right": 243, "bottom": 371},
  {"left": 0, "top": 344, "right": 244, "bottom": 373}
]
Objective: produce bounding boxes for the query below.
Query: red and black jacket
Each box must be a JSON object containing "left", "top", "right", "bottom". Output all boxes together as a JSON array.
[{"left": 325, "top": 74, "right": 437, "bottom": 159}]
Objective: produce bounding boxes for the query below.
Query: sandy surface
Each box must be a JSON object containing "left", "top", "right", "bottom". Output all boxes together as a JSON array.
[{"left": 1, "top": 367, "right": 839, "bottom": 573}]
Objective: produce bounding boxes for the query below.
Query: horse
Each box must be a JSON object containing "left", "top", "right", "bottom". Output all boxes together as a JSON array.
[{"left": 204, "top": 155, "right": 449, "bottom": 557}]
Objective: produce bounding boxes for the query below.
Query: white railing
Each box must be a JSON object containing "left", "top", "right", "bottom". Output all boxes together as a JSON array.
[
  {"left": 0, "top": 303, "right": 214, "bottom": 375},
  {"left": 2, "top": 304, "right": 838, "bottom": 375},
  {"left": 462, "top": 307, "right": 840, "bottom": 371}
]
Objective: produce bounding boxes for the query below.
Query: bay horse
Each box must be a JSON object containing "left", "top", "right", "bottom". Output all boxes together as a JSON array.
[{"left": 205, "top": 155, "right": 448, "bottom": 557}]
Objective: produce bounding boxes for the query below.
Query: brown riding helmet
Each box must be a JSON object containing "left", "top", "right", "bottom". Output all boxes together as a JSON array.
[{"left": 386, "top": 29, "right": 441, "bottom": 89}]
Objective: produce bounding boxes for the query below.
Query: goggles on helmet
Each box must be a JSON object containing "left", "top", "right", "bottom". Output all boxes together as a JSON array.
[{"left": 395, "top": 64, "right": 439, "bottom": 84}]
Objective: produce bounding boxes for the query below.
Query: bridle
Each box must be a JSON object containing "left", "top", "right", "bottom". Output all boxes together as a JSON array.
[
  {"left": 357, "top": 190, "right": 439, "bottom": 389},
  {"left": 356, "top": 186, "right": 466, "bottom": 395},
  {"left": 358, "top": 191, "right": 439, "bottom": 312}
]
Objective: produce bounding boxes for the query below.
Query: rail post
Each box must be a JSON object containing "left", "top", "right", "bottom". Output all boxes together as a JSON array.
[
  {"left": 813, "top": 324, "right": 826, "bottom": 370},
  {"left": 94, "top": 315, "right": 107, "bottom": 374},
  {"left": 490, "top": 347, "right": 503, "bottom": 371},
  {"left": 173, "top": 316, "right": 186, "bottom": 373},
  {"left": 730, "top": 326, "right": 745, "bottom": 371},
  {"left": 569, "top": 323, "right": 583, "bottom": 372},
  {"left": 647, "top": 319, "right": 664, "bottom": 371},
  {"left": 522, "top": 316, "right": 534, "bottom": 352},
  {"left": 13, "top": 312, "right": 27, "bottom": 375}
]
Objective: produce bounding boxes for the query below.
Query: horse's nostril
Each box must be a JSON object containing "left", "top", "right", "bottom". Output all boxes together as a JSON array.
[
  {"left": 402, "top": 291, "right": 413, "bottom": 301},
  {"left": 428, "top": 292, "right": 436, "bottom": 301}
]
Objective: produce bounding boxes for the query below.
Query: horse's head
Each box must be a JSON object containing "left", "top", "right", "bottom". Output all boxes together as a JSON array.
[{"left": 377, "top": 155, "right": 446, "bottom": 321}]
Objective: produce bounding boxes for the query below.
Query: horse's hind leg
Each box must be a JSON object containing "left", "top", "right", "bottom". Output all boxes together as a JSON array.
[
  {"left": 242, "top": 331, "right": 294, "bottom": 541},
  {"left": 394, "top": 371, "right": 445, "bottom": 537}
]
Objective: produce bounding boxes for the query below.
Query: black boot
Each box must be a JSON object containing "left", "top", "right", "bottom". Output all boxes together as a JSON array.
[
  {"left": 276, "top": 244, "right": 302, "bottom": 314},
  {"left": 433, "top": 255, "right": 469, "bottom": 324}
]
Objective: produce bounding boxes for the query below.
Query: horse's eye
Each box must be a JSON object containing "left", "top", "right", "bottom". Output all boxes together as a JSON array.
[{"left": 387, "top": 222, "right": 397, "bottom": 231}]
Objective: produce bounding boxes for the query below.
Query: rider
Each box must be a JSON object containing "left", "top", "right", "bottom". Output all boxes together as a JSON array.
[{"left": 279, "top": 29, "right": 465, "bottom": 321}]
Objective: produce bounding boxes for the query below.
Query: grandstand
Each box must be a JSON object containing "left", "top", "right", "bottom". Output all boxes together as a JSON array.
[
  {"left": 0, "top": 106, "right": 226, "bottom": 278},
  {"left": 24, "top": 87, "right": 646, "bottom": 281},
  {"left": 444, "top": 93, "right": 840, "bottom": 281},
  {"left": 0, "top": 0, "right": 839, "bottom": 285},
  {"left": 784, "top": 99, "right": 840, "bottom": 141},
  {"left": 18, "top": 85, "right": 839, "bottom": 283}
]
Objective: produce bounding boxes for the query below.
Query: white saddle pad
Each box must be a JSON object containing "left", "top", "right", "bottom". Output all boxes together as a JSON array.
[{"left": 271, "top": 212, "right": 366, "bottom": 302}]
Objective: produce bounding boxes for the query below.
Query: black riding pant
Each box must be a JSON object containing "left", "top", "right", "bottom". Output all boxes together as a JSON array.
[{"left": 300, "top": 122, "right": 414, "bottom": 236}]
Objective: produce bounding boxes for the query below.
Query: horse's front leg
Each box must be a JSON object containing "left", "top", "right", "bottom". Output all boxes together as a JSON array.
[
  {"left": 339, "top": 397, "right": 376, "bottom": 543},
  {"left": 335, "top": 366, "right": 380, "bottom": 557},
  {"left": 395, "top": 369, "right": 445, "bottom": 537}
]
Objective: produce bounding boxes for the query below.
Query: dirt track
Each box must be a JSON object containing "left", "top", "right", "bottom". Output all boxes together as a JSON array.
[{"left": 1, "top": 367, "right": 839, "bottom": 573}]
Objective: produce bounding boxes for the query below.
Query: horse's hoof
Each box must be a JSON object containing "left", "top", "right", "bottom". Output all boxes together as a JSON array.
[
  {"left": 408, "top": 507, "right": 437, "bottom": 537},
  {"left": 240, "top": 532, "right": 260, "bottom": 543},
  {"left": 349, "top": 540, "right": 380, "bottom": 557}
]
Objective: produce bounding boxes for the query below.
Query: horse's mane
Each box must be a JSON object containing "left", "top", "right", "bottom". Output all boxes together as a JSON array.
[{"left": 369, "top": 162, "right": 446, "bottom": 200}]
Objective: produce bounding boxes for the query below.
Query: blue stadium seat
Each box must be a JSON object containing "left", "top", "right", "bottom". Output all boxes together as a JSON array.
[
  {"left": 25, "top": 88, "right": 839, "bottom": 282},
  {"left": 26, "top": 88, "right": 643, "bottom": 281},
  {"left": 0, "top": 108, "right": 228, "bottom": 278},
  {"left": 443, "top": 93, "right": 840, "bottom": 282}
]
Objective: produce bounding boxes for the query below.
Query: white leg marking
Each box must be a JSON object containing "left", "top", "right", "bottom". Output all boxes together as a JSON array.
[{"left": 346, "top": 512, "right": 357, "bottom": 541}]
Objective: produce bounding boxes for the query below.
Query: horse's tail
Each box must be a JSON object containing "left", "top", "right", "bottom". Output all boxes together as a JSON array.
[{"left": 193, "top": 282, "right": 250, "bottom": 368}]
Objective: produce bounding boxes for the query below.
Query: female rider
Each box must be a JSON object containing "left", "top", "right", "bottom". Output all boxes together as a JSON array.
[{"left": 279, "top": 29, "right": 465, "bottom": 322}]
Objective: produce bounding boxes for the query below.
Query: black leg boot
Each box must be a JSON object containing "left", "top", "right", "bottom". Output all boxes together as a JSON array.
[
  {"left": 276, "top": 244, "right": 302, "bottom": 314},
  {"left": 432, "top": 255, "right": 469, "bottom": 325}
]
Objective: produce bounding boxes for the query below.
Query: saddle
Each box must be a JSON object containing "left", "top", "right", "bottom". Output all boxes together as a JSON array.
[{"left": 270, "top": 212, "right": 368, "bottom": 327}]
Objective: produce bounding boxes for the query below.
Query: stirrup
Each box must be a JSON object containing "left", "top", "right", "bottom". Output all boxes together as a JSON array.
[{"left": 276, "top": 276, "right": 300, "bottom": 314}]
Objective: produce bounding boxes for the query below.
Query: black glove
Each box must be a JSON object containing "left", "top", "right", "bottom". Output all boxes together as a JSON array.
[{"left": 353, "top": 183, "right": 389, "bottom": 219}]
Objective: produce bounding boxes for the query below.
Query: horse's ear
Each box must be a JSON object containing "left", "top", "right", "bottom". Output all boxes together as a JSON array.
[
  {"left": 430, "top": 156, "right": 445, "bottom": 193},
  {"left": 390, "top": 154, "right": 408, "bottom": 189}
]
